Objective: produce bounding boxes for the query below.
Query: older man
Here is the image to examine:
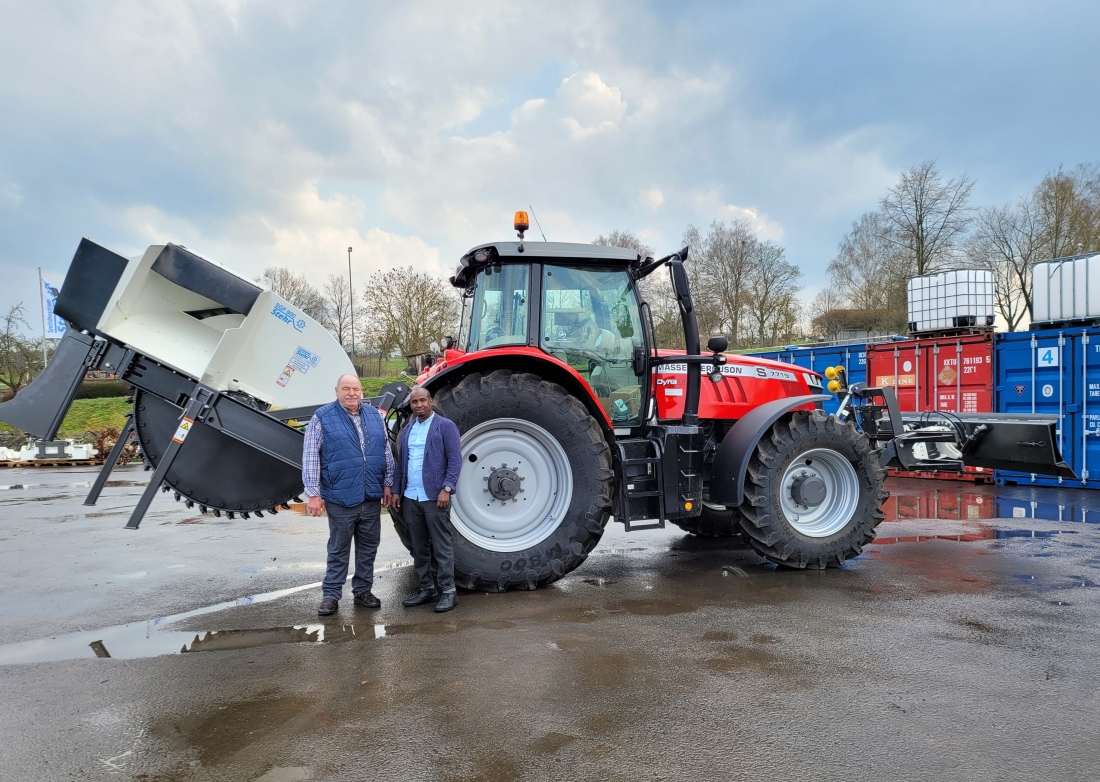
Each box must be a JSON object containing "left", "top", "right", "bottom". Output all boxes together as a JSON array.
[
  {"left": 392, "top": 386, "right": 462, "bottom": 613},
  {"left": 303, "top": 373, "right": 393, "bottom": 616}
]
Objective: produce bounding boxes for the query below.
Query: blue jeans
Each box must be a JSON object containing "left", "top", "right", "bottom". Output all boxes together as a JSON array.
[{"left": 322, "top": 500, "right": 381, "bottom": 599}]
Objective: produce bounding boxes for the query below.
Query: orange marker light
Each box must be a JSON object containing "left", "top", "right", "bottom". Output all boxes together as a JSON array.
[
  {"left": 684, "top": 501, "right": 693, "bottom": 511},
  {"left": 514, "top": 211, "right": 530, "bottom": 232}
]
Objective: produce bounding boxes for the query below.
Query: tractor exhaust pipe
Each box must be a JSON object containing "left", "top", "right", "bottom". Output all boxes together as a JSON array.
[{"left": 667, "top": 249, "right": 700, "bottom": 426}]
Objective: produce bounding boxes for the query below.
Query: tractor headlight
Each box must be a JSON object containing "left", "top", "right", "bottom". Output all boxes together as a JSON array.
[{"left": 803, "top": 372, "right": 823, "bottom": 389}]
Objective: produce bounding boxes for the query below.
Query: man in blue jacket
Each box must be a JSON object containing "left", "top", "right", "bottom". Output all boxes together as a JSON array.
[
  {"left": 303, "top": 374, "right": 393, "bottom": 616},
  {"left": 392, "top": 385, "right": 463, "bottom": 613}
]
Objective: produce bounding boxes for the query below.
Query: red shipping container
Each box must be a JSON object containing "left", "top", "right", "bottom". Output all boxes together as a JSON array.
[
  {"left": 869, "top": 333, "right": 994, "bottom": 482},
  {"left": 867, "top": 333, "right": 993, "bottom": 413}
]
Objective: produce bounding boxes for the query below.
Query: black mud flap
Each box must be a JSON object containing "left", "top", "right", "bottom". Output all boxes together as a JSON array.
[{"left": 0, "top": 330, "right": 100, "bottom": 440}]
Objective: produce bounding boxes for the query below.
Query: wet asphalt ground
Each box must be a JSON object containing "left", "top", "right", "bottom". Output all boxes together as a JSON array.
[{"left": 1, "top": 465, "right": 1099, "bottom": 781}]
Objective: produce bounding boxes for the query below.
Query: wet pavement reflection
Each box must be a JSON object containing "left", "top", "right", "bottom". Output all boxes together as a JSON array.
[{"left": 0, "top": 471, "right": 1098, "bottom": 780}]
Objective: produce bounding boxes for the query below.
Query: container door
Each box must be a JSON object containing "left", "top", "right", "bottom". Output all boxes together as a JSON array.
[
  {"left": 930, "top": 334, "right": 994, "bottom": 413},
  {"left": 869, "top": 340, "right": 924, "bottom": 412},
  {"left": 1076, "top": 328, "right": 1100, "bottom": 486},
  {"left": 996, "top": 330, "right": 1074, "bottom": 483}
]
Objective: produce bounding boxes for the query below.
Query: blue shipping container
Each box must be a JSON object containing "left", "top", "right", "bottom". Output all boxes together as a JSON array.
[
  {"left": 748, "top": 339, "right": 898, "bottom": 416},
  {"left": 994, "top": 327, "right": 1100, "bottom": 489}
]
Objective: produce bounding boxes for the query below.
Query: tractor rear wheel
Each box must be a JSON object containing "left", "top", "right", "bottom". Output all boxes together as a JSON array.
[
  {"left": 431, "top": 370, "right": 614, "bottom": 592},
  {"left": 737, "top": 410, "right": 886, "bottom": 568}
]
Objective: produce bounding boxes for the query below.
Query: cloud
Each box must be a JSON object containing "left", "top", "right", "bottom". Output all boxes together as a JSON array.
[{"left": 2, "top": 0, "right": 1095, "bottom": 328}]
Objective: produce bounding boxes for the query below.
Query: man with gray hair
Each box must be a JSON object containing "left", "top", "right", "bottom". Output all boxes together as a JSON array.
[{"left": 303, "top": 373, "right": 393, "bottom": 616}]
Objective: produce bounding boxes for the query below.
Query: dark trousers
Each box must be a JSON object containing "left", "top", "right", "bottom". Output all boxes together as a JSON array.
[
  {"left": 405, "top": 497, "right": 456, "bottom": 594},
  {"left": 323, "top": 500, "right": 381, "bottom": 599}
]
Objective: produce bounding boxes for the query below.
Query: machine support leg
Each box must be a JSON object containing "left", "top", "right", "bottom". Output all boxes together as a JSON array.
[
  {"left": 84, "top": 418, "right": 134, "bottom": 507},
  {"left": 125, "top": 390, "right": 211, "bottom": 530}
]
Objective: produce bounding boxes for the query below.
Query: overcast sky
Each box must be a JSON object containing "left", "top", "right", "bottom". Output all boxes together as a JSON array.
[{"left": 1, "top": 0, "right": 1097, "bottom": 327}]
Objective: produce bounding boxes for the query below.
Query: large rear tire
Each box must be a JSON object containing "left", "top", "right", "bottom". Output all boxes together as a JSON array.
[
  {"left": 737, "top": 410, "right": 886, "bottom": 568},
  {"left": 431, "top": 370, "right": 614, "bottom": 592}
]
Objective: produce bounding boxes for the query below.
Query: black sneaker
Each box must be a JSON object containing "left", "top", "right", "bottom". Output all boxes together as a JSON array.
[
  {"left": 317, "top": 597, "right": 339, "bottom": 616},
  {"left": 434, "top": 592, "right": 457, "bottom": 613},
  {"left": 354, "top": 591, "right": 381, "bottom": 609}
]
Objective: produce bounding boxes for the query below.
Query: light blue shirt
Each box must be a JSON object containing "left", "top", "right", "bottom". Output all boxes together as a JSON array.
[{"left": 403, "top": 413, "right": 434, "bottom": 501}]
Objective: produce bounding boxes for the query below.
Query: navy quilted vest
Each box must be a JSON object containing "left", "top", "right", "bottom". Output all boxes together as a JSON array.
[{"left": 316, "top": 400, "right": 386, "bottom": 506}]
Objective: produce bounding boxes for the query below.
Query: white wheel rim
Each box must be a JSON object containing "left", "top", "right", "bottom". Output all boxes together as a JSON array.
[
  {"left": 451, "top": 418, "right": 573, "bottom": 553},
  {"left": 779, "top": 448, "right": 859, "bottom": 537}
]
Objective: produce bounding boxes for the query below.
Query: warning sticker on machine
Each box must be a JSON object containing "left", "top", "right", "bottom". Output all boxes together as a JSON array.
[
  {"left": 276, "top": 347, "right": 321, "bottom": 388},
  {"left": 659, "top": 363, "right": 797, "bottom": 382},
  {"left": 172, "top": 418, "right": 194, "bottom": 444}
]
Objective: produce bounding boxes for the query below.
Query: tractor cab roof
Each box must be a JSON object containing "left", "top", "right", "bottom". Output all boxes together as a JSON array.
[{"left": 451, "top": 241, "right": 645, "bottom": 287}]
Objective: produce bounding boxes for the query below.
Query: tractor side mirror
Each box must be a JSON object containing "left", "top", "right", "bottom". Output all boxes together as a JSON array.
[
  {"left": 633, "top": 346, "right": 646, "bottom": 376},
  {"left": 707, "top": 336, "right": 728, "bottom": 353}
]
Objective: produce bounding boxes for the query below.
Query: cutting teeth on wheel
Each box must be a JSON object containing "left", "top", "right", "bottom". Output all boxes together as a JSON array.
[
  {"left": 240, "top": 512, "right": 250, "bottom": 519},
  {"left": 293, "top": 496, "right": 303, "bottom": 503},
  {"left": 199, "top": 505, "right": 208, "bottom": 514},
  {"left": 254, "top": 510, "right": 263, "bottom": 518},
  {"left": 227, "top": 512, "right": 236, "bottom": 520},
  {"left": 184, "top": 499, "right": 194, "bottom": 509},
  {"left": 213, "top": 509, "right": 222, "bottom": 518},
  {"left": 268, "top": 507, "right": 278, "bottom": 515},
  {"left": 160, "top": 484, "right": 170, "bottom": 493},
  {"left": 173, "top": 491, "right": 181, "bottom": 501}
]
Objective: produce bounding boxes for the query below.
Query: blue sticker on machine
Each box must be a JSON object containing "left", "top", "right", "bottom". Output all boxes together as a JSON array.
[
  {"left": 271, "top": 303, "right": 306, "bottom": 333},
  {"left": 290, "top": 346, "right": 320, "bottom": 373}
]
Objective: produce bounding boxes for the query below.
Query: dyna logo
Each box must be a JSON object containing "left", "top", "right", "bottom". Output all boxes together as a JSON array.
[{"left": 657, "top": 378, "right": 678, "bottom": 386}]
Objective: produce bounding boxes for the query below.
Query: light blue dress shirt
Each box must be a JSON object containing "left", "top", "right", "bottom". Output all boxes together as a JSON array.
[{"left": 403, "top": 413, "right": 434, "bottom": 501}]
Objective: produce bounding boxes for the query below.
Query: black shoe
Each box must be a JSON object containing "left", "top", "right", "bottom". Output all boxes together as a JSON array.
[
  {"left": 434, "top": 592, "right": 457, "bottom": 613},
  {"left": 317, "top": 597, "right": 339, "bottom": 616},
  {"left": 354, "top": 591, "right": 381, "bottom": 609},
  {"left": 402, "top": 589, "right": 440, "bottom": 607}
]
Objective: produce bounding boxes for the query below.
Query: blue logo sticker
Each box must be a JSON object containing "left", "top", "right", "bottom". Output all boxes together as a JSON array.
[{"left": 271, "top": 303, "right": 305, "bottom": 333}]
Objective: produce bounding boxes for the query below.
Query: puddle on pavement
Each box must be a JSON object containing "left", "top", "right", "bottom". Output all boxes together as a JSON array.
[
  {"left": 0, "top": 479, "right": 143, "bottom": 491},
  {"left": 882, "top": 478, "right": 1100, "bottom": 524}
]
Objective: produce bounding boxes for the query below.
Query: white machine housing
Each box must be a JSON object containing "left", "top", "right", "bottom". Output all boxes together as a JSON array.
[{"left": 91, "top": 243, "right": 353, "bottom": 408}]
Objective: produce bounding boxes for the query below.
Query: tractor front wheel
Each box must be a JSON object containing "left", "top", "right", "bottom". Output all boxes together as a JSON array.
[
  {"left": 432, "top": 370, "right": 614, "bottom": 591},
  {"left": 737, "top": 410, "right": 886, "bottom": 568}
]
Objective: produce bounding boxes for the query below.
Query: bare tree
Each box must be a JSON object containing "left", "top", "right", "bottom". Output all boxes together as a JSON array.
[
  {"left": 967, "top": 199, "right": 1043, "bottom": 331},
  {"left": 257, "top": 267, "right": 326, "bottom": 322},
  {"left": 0, "top": 304, "right": 41, "bottom": 395},
  {"left": 743, "top": 242, "right": 802, "bottom": 346},
  {"left": 828, "top": 210, "right": 910, "bottom": 313},
  {"left": 592, "top": 230, "right": 681, "bottom": 348},
  {"left": 881, "top": 160, "right": 974, "bottom": 275},
  {"left": 1034, "top": 165, "right": 1100, "bottom": 258},
  {"left": 682, "top": 220, "right": 759, "bottom": 347},
  {"left": 361, "top": 267, "right": 461, "bottom": 368},
  {"left": 321, "top": 273, "right": 353, "bottom": 351}
]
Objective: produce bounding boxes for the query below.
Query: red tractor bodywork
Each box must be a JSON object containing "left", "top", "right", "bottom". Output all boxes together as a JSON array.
[{"left": 417, "top": 346, "right": 823, "bottom": 429}]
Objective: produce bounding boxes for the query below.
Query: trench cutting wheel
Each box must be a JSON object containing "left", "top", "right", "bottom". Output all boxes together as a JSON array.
[{"left": 132, "top": 390, "right": 302, "bottom": 518}]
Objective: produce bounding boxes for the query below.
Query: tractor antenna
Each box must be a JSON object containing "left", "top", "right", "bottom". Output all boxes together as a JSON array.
[{"left": 529, "top": 206, "right": 548, "bottom": 241}]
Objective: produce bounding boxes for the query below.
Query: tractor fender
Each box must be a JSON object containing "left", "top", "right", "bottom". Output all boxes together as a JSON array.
[
  {"left": 707, "top": 394, "right": 833, "bottom": 508},
  {"left": 415, "top": 350, "right": 614, "bottom": 431}
]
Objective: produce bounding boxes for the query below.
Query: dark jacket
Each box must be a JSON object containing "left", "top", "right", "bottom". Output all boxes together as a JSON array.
[
  {"left": 316, "top": 400, "right": 387, "bottom": 505},
  {"left": 394, "top": 413, "right": 462, "bottom": 500}
]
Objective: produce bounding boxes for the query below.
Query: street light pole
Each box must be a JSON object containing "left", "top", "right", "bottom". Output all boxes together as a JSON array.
[{"left": 347, "top": 246, "right": 354, "bottom": 360}]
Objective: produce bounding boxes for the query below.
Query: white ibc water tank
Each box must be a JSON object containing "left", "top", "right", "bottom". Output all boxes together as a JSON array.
[
  {"left": 907, "top": 270, "right": 995, "bottom": 334},
  {"left": 1032, "top": 254, "right": 1100, "bottom": 325}
]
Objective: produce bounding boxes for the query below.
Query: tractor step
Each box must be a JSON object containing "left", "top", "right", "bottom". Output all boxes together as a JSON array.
[{"left": 616, "top": 437, "right": 666, "bottom": 531}]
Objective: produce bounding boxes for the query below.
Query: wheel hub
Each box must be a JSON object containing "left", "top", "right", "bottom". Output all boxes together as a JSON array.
[
  {"left": 778, "top": 448, "right": 860, "bottom": 538},
  {"left": 486, "top": 464, "right": 524, "bottom": 502},
  {"left": 790, "top": 474, "right": 826, "bottom": 507}
]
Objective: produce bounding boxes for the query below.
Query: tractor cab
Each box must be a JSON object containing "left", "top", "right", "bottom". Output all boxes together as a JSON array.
[{"left": 453, "top": 239, "right": 649, "bottom": 426}]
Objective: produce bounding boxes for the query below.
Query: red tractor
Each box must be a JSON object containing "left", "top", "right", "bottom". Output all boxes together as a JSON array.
[
  {"left": 389, "top": 214, "right": 887, "bottom": 592},
  {"left": 2, "top": 224, "right": 1071, "bottom": 587}
]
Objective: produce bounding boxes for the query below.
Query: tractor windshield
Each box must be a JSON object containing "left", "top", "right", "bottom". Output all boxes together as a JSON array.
[
  {"left": 541, "top": 265, "right": 645, "bottom": 424},
  {"left": 464, "top": 265, "right": 530, "bottom": 351}
]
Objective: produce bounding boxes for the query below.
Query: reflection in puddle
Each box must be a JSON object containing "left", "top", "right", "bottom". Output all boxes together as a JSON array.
[
  {"left": 882, "top": 479, "right": 1100, "bottom": 524},
  {"left": 0, "top": 480, "right": 143, "bottom": 491}
]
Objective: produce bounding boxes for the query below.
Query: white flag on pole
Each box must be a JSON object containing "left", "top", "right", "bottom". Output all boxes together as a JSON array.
[{"left": 41, "top": 277, "right": 66, "bottom": 337}]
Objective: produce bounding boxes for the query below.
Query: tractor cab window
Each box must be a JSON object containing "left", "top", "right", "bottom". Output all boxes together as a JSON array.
[
  {"left": 465, "top": 264, "right": 530, "bottom": 351},
  {"left": 541, "top": 265, "right": 645, "bottom": 424}
]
